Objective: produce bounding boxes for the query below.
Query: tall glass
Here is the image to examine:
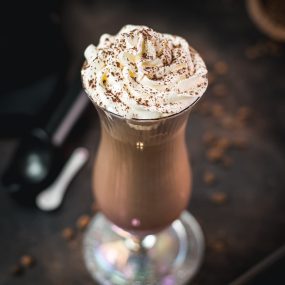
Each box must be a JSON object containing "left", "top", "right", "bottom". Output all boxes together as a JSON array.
[{"left": 84, "top": 103, "right": 204, "bottom": 284}]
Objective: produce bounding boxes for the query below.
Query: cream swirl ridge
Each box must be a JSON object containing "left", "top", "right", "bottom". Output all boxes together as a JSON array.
[{"left": 82, "top": 25, "right": 208, "bottom": 119}]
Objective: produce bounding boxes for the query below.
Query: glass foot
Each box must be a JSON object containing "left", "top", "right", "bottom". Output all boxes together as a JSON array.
[{"left": 83, "top": 211, "right": 204, "bottom": 285}]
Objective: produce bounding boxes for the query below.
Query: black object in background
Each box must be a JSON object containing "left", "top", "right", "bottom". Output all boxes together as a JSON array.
[
  {"left": 1, "top": 73, "right": 89, "bottom": 206},
  {"left": 0, "top": 0, "right": 67, "bottom": 136},
  {"left": 0, "top": 0, "right": 63, "bottom": 94},
  {"left": 230, "top": 245, "right": 285, "bottom": 285},
  {"left": 1, "top": 128, "right": 64, "bottom": 206},
  {"left": 0, "top": 0, "right": 91, "bottom": 206}
]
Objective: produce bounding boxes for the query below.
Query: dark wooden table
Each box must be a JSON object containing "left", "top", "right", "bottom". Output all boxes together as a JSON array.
[{"left": 0, "top": 1, "right": 285, "bottom": 284}]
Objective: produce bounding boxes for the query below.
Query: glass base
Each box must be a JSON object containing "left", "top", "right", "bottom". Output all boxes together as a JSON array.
[{"left": 83, "top": 211, "right": 204, "bottom": 285}]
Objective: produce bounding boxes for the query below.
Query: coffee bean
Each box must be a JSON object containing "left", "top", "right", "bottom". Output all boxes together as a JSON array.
[
  {"left": 62, "top": 227, "right": 75, "bottom": 241},
  {"left": 206, "top": 147, "right": 224, "bottom": 162},
  {"left": 210, "top": 192, "right": 228, "bottom": 205},
  {"left": 203, "top": 171, "right": 216, "bottom": 186},
  {"left": 20, "top": 255, "right": 35, "bottom": 268},
  {"left": 76, "top": 215, "right": 91, "bottom": 231}
]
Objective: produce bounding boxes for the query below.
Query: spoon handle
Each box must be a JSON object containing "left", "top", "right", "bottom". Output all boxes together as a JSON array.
[
  {"left": 36, "top": 147, "right": 89, "bottom": 211},
  {"left": 54, "top": 147, "right": 89, "bottom": 197}
]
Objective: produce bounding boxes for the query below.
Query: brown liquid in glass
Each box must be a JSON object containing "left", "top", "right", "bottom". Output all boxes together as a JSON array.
[{"left": 93, "top": 107, "right": 192, "bottom": 233}]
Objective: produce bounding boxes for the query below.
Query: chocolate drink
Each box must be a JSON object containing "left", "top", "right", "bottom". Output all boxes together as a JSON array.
[
  {"left": 93, "top": 107, "right": 191, "bottom": 232},
  {"left": 81, "top": 25, "right": 208, "bottom": 233}
]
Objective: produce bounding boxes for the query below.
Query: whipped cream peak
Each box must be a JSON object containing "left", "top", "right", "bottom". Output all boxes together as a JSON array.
[{"left": 82, "top": 25, "right": 208, "bottom": 119}]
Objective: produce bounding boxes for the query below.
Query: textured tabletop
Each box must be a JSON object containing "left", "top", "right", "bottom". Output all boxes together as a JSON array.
[{"left": 0, "top": 1, "right": 285, "bottom": 284}]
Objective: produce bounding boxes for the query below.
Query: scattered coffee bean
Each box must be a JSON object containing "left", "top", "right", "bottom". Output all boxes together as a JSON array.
[
  {"left": 20, "top": 255, "right": 35, "bottom": 269},
  {"left": 62, "top": 227, "right": 75, "bottom": 241},
  {"left": 76, "top": 215, "right": 91, "bottom": 231},
  {"left": 210, "top": 192, "right": 227, "bottom": 205},
  {"left": 203, "top": 171, "right": 216, "bottom": 186},
  {"left": 214, "top": 137, "right": 231, "bottom": 150},
  {"left": 206, "top": 147, "right": 224, "bottom": 162}
]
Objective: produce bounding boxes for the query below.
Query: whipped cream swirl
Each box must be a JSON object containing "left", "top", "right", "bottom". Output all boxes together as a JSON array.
[{"left": 82, "top": 25, "right": 208, "bottom": 119}]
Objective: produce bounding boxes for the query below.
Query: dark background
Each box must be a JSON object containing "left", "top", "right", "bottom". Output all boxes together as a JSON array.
[{"left": 0, "top": 0, "right": 285, "bottom": 284}]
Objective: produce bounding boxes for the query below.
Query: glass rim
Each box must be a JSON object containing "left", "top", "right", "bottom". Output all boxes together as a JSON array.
[{"left": 86, "top": 92, "right": 197, "bottom": 123}]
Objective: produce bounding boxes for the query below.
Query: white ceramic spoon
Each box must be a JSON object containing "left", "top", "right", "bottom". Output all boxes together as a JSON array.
[{"left": 36, "top": 147, "right": 89, "bottom": 211}]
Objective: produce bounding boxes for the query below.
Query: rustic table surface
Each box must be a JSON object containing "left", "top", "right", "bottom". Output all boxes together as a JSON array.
[{"left": 0, "top": 1, "right": 285, "bottom": 284}]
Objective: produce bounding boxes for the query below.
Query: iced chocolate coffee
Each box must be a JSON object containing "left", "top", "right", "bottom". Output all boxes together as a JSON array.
[{"left": 81, "top": 25, "right": 207, "bottom": 232}]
